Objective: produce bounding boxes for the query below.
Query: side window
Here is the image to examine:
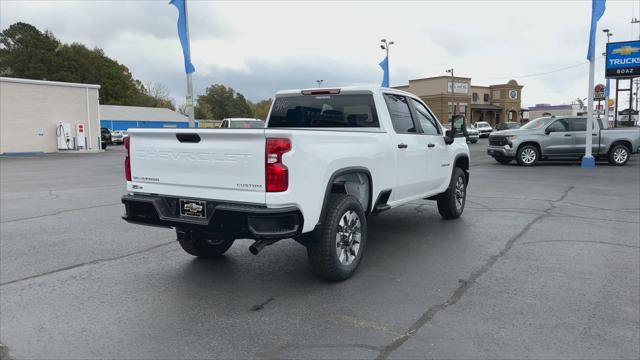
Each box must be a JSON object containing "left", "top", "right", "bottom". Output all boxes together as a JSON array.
[
  {"left": 570, "top": 118, "right": 586, "bottom": 132},
  {"left": 547, "top": 119, "right": 569, "bottom": 132},
  {"left": 410, "top": 98, "right": 441, "bottom": 135},
  {"left": 383, "top": 94, "right": 416, "bottom": 134}
]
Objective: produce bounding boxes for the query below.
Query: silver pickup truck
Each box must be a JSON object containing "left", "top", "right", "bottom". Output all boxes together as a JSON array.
[{"left": 487, "top": 116, "right": 640, "bottom": 166}]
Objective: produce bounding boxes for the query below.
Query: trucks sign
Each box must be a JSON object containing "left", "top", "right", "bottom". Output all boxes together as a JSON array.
[{"left": 606, "top": 40, "right": 640, "bottom": 79}]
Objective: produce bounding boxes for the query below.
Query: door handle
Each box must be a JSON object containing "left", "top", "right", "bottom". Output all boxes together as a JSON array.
[
  {"left": 427, "top": 143, "right": 436, "bottom": 148},
  {"left": 592, "top": 133, "right": 598, "bottom": 136},
  {"left": 564, "top": 134, "right": 572, "bottom": 137},
  {"left": 397, "top": 143, "right": 408, "bottom": 149}
]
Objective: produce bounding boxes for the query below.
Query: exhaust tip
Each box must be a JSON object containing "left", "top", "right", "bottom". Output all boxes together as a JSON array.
[{"left": 249, "top": 244, "right": 260, "bottom": 255}]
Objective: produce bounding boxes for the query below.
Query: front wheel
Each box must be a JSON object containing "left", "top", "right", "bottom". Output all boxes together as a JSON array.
[
  {"left": 608, "top": 144, "right": 630, "bottom": 166},
  {"left": 307, "top": 194, "right": 367, "bottom": 281},
  {"left": 437, "top": 167, "right": 467, "bottom": 219},
  {"left": 179, "top": 233, "right": 234, "bottom": 258},
  {"left": 517, "top": 145, "right": 539, "bottom": 166}
]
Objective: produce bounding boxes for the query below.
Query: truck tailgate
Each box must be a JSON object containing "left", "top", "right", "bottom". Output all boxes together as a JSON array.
[{"left": 128, "top": 129, "right": 266, "bottom": 204}]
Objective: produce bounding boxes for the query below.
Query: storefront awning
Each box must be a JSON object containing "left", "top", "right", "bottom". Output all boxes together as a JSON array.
[{"left": 471, "top": 104, "right": 503, "bottom": 111}]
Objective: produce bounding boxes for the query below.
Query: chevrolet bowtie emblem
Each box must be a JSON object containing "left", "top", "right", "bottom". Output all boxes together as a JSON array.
[
  {"left": 612, "top": 46, "right": 640, "bottom": 56},
  {"left": 184, "top": 203, "right": 203, "bottom": 212}
]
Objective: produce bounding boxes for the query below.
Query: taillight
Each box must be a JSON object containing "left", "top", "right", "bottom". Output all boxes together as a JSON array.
[
  {"left": 124, "top": 136, "right": 131, "bottom": 181},
  {"left": 265, "top": 138, "right": 291, "bottom": 192}
]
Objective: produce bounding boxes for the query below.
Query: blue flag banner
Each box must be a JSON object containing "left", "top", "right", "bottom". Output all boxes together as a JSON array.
[
  {"left": 379, "top": 56, "right": 389, "bottom": 87},
  {"left": 587, "top": 0, "right": 606, "bottom": 61},
  {"left": 605, "top": 78, "right": 610, "bottom": 97},
  {"left": 170, "top": 0, "right": 195, "bottom": 74}
]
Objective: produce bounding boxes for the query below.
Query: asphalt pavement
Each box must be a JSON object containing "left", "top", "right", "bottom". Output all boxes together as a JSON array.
[{"left": 1, "top": 139, "right": 639, "bottom": 359}]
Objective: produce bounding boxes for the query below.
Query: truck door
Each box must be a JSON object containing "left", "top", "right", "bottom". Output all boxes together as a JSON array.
[
  {"left": 408, "top": 98, "right": 449, "bottom": 190},
  {"left": 383, "top": 93, "right": 430, "bottom": 202},
  {"left": 542, "top": 118, "right": 572, "bottom": 156},
  {"left": 569, "top": 117, "right": 599, "bottom": 155}
]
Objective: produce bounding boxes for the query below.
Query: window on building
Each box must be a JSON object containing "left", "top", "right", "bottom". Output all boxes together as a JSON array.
[
  {"left": 459, "top": 103, "right": 467, "bottom": 115},
  {"left": 472, "top": 93, "right": 478, "bottom": 102},
  {"left": 383, "top": 94, "right": 416, "bottom": 133},
  {"left": 484, "top": 94, "right": 490, "bottom": 102},
  {"left": 410, "top": 98, "right": 441, "bottom": 135}
]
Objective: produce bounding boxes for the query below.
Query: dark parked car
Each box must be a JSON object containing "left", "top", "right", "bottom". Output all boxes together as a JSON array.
[
  {"left": 495, "top": 122, "right": 520, "bottom": 131},
  {"left": 101, "top": 128, "right": 112, "bottom": 150}
]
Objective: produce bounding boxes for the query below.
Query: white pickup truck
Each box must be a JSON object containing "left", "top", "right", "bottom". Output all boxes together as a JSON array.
[{"left": 122, "top": 86, "right": 470, "bottom": 280}]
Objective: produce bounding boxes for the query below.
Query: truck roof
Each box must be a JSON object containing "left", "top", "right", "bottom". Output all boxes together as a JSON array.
[{"left": 275, "top": 85, "right": 414, "bottom": 97}]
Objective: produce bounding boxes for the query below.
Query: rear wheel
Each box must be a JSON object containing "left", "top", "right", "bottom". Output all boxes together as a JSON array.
[
  {"left": 608, "top": 144, "right": 630, "bottom": 166},
  {"left": 179, "top": 234, "right": 234, "bottom": 258},
  {"left": 307, "top": 194, "right": 367, "bottom": 281},
  {"left": 517, "top": 144, "right": 539, "bottom": 166},
  {"left": 437, "top": 168, "right": 466, "bottom": 219}
]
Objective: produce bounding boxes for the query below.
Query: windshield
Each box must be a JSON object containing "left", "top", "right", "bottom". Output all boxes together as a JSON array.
[
  {"left": 268, "top": 94, "right": 379, "bottom": 128},
  {"left": 230, "top": 120, "right": 264, "bottom": 129},
  {"left": 476, "top": 122, "right": 490, "bottom": 127},
  {"left": 522, "top": 117, "right": 555, "bottom": 130}
]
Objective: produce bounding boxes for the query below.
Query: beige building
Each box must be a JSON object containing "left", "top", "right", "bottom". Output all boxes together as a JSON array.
[
  {"left": 1, "top": 77, "right": 101, "bottom": 154},
  {"left": 395, "top": 76, "right": 524, "bottom": 126}
]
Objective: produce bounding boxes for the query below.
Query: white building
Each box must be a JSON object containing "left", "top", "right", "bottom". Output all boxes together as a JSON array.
[{"left": 0, "top": 77, "right": 101, "bottom": 154}]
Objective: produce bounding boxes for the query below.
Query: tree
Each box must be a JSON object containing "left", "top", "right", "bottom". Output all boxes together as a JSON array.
[
  {"left": 196, "top": 84, "right": 253, "bottom": 119},
  {"left": 0, "top": 22, "right": 175, "bottom": 109},
  {"left": 250, "top": 99, "right": 273, "bottom": 120}
]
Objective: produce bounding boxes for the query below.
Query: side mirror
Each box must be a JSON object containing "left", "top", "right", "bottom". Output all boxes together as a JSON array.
[
  {"left": 444, "top": 130, "right": 455, "bottom": 145},
  {"left": 544, "top": 128, "right": 551, "bottom": 135},
  {"left": 452, "top": 114, "right": 467, "bottom": 137}
]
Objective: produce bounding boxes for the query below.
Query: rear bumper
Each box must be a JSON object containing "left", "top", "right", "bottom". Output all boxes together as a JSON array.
[{"left": 122, "top": 194, "right": 303, "bottom": 240}]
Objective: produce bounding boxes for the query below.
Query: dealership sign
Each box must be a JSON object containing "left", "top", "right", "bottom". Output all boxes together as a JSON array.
[{"left": 606, "top": 40, "right": 640, "bottom": 78}]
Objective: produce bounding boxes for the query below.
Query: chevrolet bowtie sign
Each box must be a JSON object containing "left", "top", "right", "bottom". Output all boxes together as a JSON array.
[{"left": 606, "top": 40, "right": 640, "bottom": 79}]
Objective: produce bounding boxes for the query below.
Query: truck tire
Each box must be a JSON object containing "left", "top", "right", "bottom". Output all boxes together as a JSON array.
[
  {"left": 437, "top": 167, "right": 467, "bottom": 219},
  {"left": 494, "top": 157, "right": 511, "bottom": 164},
  {"left": 179, "top": 236, "right": 234, "bottom": 259},
  {"left": 307, "top": 194, "right": 367, "bottom": 281},
  {"left": 516, "top": 144, "right": 539, "bottom": 166},
  {"left": 608, "top": 144, "right": 630, "bottom": 166}
]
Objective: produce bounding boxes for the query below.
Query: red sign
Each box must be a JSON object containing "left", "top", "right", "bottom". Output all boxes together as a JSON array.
[
  {"left": 594, "top": 83, "right": 605, "bottom": 101},
  {"left": 77, "top": 124, "right": 84, "bottom": 133}
]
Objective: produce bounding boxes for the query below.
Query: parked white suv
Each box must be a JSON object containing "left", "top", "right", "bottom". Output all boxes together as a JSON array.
[
  {"left": 122, "top": 86, "right": 470, "bottom": 280},
  {"left": 474, "top": 121, "right": 494, "bottom": 137}
]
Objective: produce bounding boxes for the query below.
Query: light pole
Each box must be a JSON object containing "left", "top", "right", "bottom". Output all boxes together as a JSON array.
[
  {"left": 380, "top": 39, "right": 394, "bottom": 85},
  {"left": 446, "top": 68, "right": 454, "bottom": 122},
  {"left": 316, "top": 80, "right": 323, "bottom": 88},
  {"left": 603, "top": 29, "right": 613, "bottom": 127},
  {"left": 632, "top": 18, "right": 640, "bottom": 40}
]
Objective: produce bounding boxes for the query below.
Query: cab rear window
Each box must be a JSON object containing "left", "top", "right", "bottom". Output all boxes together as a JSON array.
[{"left": 267, "top": 94, "right": 379, "bottom": 128}]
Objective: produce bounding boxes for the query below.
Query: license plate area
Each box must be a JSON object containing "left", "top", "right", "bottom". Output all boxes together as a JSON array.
[{"left": 179, "top": 199, "right": 207, "bottom": 218}]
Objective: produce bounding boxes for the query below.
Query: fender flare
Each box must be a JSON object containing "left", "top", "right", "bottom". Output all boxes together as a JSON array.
[{"left": 316, "top": 166, "right": 373, "bottom": 228}]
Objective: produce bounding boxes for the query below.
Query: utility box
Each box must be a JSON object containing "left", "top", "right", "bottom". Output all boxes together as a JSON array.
[{"left": 56, "top": 122, "right": 72, "bottom": 150}]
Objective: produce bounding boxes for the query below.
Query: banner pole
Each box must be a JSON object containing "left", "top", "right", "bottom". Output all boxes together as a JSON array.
[{"left": 185, "top": 0, "right": 195, "bottom": 128}]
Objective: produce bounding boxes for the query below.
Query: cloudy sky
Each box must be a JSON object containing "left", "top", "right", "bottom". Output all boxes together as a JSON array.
[{"left": 1, "top": 0, "right": 637, "bottom": 107}]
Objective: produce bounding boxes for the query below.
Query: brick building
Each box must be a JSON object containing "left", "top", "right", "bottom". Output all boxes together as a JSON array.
[{"left": 395, "top": 76, "right": 523, "bottom": 125}]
